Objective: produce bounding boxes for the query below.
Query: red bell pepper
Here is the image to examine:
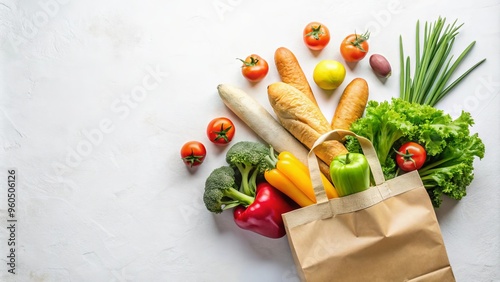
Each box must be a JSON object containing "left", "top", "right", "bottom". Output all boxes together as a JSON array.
[{"left": 233, "top": 182, "right": 298, "bottom": 239}]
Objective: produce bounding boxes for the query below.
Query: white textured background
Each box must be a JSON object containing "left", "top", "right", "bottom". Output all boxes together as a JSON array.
[{"left": 1, "top": 0, "right": 499, "bottom": 281}]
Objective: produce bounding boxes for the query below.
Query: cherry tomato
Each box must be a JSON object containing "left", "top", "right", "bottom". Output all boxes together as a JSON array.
[
  {"left": 340, "top": 31, "right": 370, "bottom": 63},
  {"left": 206, "top": 117, "right": 235, "bottom": 145},
  {"left": 238, "top": 54, "right": 269, "bottom": 82},
  {"left": 395, "top": 142, "right": 427, "bottom": 172},
  {"left": 180, "top": 141, "right": 206, "bottom": 167},
  {"left": 303, "top": 22, "right": 330, "bottom": 51}
]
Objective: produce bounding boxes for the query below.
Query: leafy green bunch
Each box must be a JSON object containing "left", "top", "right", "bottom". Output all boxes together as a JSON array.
[{"left": 346, "top": 98, "right": 485, "bottom": 207}]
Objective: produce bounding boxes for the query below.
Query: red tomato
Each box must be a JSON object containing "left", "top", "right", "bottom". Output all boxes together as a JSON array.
[
  {"left": 206, "top": 117, "right": 235, "bottom": 145},
  {"left": 238, "top": 54, "right": 269, "bottom": 82},
  {"left": 340, "top": 31, "right": 370, "bottom": 63},
  {"left": 180, "top": 141, "right": 206, "bottom": 167},
  {"left": 303, "top": 22, "right": 330, "bottom": 51},
  {"left": 395, "top": 142, "right": 427, "bottom": 172}
]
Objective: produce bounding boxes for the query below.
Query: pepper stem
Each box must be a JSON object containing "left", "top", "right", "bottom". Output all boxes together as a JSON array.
[{"left": 345, "top": 153, "right": 351, "bottom": 164}]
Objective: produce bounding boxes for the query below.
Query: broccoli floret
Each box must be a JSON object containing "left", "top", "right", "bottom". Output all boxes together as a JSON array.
[
  {"left": 225, "top": 141, "right": 274, "bottom": 196},
  {"left": 203, "top": 166, "right": 254, "bottom": 214}
]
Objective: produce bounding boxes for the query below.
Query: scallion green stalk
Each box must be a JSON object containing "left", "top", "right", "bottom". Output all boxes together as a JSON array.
[{"left": 399, "top": 17, "right": 486, "bottom": 107}]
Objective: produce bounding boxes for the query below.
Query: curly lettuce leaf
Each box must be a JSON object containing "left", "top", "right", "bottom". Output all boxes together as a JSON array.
[
  {"left": 419, "top": 132, "right": 485, "bottom": 206},
  {"left": 349, "top": 99, "right": 415, "bottom": 164},
  {"left": 348, "top": 98, "right": 485, "bottom": 207}
]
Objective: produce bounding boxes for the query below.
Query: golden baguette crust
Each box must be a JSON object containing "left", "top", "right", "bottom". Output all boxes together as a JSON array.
[
  {"left": 274, "top": 47, "right": 318, "bottom": 105},
  {"left": 331, "top": 78, "right": 369, "bottom": 130},
  {"left": 268, "top": 82, "right": 348, "bottom": 165}
]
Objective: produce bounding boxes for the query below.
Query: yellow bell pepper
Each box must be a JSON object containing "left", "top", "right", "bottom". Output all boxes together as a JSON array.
[
  {"left": 264, "top": 169, "right": 314, "bottom": 207},
  {"left": 276, "top": 158, "right": 316, "bottom": 202},
  {"left": 278, "top": 152, "right": 339, "bottom": 200},
  {"left": 264, "top": 151, "right": 339, "bottom": 207}
]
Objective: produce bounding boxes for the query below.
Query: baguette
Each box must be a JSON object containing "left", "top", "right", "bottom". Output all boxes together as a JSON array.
[
  {"left": 267, "top": 82, "right": 348, "bottom": 165},
  {"left": 331, "top": 78, "right": 369, "bottom": 130},
  {"left": 274, "top": 47, "right": 318, "bottom": 105},
  {"left": 217, "top": 84, "right": 332, "bottom": 179}
]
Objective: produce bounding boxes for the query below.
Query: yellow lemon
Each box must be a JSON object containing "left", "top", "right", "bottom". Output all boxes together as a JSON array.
[{"left": 313, "top": 60, "right": 346, "bottom": 90}]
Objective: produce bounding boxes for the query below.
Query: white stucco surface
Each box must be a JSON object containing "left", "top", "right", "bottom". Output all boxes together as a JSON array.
[{"left": 1, "top": 0, "right": 499, "bottom": 281}]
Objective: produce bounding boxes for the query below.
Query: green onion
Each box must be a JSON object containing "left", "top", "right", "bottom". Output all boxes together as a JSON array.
[{"left": 400, "top": 17, "right": 486, "bottom": 107}]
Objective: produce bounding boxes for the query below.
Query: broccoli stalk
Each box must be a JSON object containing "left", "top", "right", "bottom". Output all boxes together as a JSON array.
[
  {"left": 203, "top": 166, "right": 254, "bottom": 214},
  {"left": 264, "top": 146, "right": 278, "bottom": 168},
  {"left": 232, "top": 162, "right": 259, "bottom": 197},
  {"left": 225, "top": 141, "right": 274, "bottom": 197},
  {"left": 203, "top": 141, "right": 277, "bottom": 214}
]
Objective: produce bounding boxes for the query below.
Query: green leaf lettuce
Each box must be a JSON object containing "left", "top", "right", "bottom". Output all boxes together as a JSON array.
[{"left": 346, "top": 98, "right": 485, "bottom": 207}]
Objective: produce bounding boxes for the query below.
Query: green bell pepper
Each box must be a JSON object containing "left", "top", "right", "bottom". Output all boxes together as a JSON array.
[{"left": 329, "top": 153, "right": 370, "bottom": 197}]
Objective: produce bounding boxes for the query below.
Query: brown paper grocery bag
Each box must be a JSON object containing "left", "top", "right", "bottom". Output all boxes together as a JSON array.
[{"left": 282, "top": 130, "right": 455, "bottom": 282}]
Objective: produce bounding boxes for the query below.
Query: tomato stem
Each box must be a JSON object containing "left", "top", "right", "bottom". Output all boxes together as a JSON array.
[
  {"left": 211, "top": 123, "right": 233, "bottom": 142},
  {"left": 394, "top": 148, "right": 417, "bottom": 169},
  {"left": 237, "top": 57, "right": 259, "bottom": 67},
  {"left": 350, "top": 30, "right": 370, "bottom": 52},
  {"left": 305, "top": 25, "right": 324, "bottom": 40},
  {"left": 183, "top": 150, "right": 205, "bottom": 167}
]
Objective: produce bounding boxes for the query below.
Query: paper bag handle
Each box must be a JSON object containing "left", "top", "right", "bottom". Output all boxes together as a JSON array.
[{"left": 307, "top": 129, "right": 385, "bottom": 204}]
